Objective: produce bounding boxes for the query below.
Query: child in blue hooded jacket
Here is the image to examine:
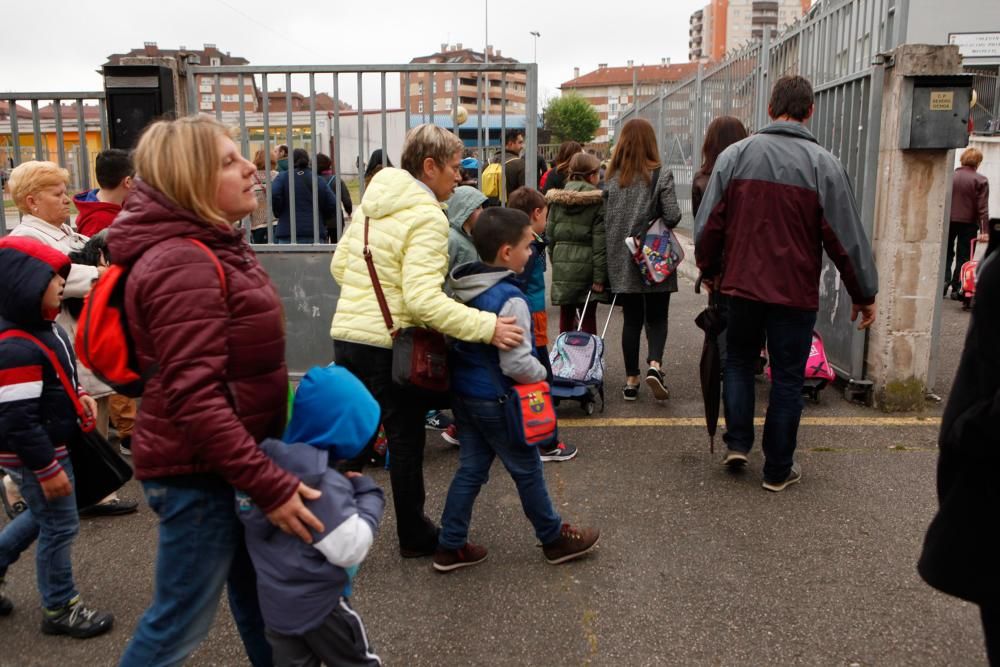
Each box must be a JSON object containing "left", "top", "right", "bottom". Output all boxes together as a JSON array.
[{"left": 237, "top": 364, "right": 385, "bottom": 667}]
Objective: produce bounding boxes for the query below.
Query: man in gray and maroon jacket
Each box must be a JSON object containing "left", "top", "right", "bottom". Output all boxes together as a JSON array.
[{"left": 694, "top": 75, "right": 878, "bottom": 492}]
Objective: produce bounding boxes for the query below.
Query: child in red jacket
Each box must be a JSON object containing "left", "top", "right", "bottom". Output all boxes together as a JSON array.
[{"left": 72, "top": 149, "right": 133, "bottom": 237}]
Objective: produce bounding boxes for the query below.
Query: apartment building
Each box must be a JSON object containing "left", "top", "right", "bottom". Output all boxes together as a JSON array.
[
  {"left": 104, "top": 43, "right": 257, "bottom": 113},
  {"left": 403, "top": 43, "right": 527, "bottom": 116},
  {"left": 559, "top": 60, "right": 699, "bottom": 143},
  {"left": 690, "top": 0, "right": 811, "bottom": 61}
]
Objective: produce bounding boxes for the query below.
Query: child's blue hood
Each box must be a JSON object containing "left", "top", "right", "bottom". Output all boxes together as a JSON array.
[{"left": 283, "top": 364, "right": 380, "bottom": 459}]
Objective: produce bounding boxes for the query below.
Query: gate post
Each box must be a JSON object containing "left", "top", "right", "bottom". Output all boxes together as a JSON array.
[{"left": 865, "top": 44, "right": 967, "bottom": 410}]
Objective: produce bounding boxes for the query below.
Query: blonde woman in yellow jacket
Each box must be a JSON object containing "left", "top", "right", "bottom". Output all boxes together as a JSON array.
[{"left": 331, "top": 125, "right": 524, "bottom": 557}]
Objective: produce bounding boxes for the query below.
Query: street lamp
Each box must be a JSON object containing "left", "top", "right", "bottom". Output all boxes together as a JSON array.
[{"left": 529, "top": 31, "right": 540, "bottom": 63}]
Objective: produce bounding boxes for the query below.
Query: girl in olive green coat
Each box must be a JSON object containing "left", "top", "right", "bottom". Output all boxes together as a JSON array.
[{"left": 544, "top": 152, "right": 608, "bottom": 335}]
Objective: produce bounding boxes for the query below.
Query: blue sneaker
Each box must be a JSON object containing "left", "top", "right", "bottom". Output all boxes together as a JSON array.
[{"left": 424, "top": 410, "right": 453, "bottom": 430}]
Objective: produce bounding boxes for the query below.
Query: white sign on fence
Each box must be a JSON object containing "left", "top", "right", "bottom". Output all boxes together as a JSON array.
[{"left": 948, "top": 32, "right": 1000, "bottom": 58}]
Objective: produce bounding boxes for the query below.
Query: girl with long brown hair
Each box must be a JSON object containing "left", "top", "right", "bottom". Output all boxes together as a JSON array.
[
  {"left": 692, "top": 116, "right": 748, "bottom": 216},
  {"left": 604, "top": 118, "right": 681, "bottom": 402}
]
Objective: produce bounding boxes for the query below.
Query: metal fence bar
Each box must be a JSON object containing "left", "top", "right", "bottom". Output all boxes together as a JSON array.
[
  {"left": 30, "top": 101, "right": 42, "bottom": 160},
  {"left": 238, "top": 74, "right": 251, "bottom": 243},
  {"left": 53, "top": 101, "right": 66, "bottom": 170},
  {"left": 262, "top": 73, "right": 274, "bottom": 244},
  {"left": 8, "top": 101, "right": 21, "bottom": 167},
  {"left": 76, "top": 101, "right": 90, "bottom": 191},
  {"left": 356, "top": 73, "right": 365, "bottom": 200},
  {"left": 525, "top": 64, "right": 538, "bottom": 190},
  {"left": 403, "top": 71, "right": 411, "bottom": 133},
  {"left": 451, "top": 72, "right": 459, "bottom": 137},
  {"left": 285, "top": 73, "right": 296, "bottom": 244},
  {"left": 476, "top": 74, "right": 484, "bottom": 179},
  {"left": 380, "top": 72, "right": 388, "bottom": 169},
  {"left": 309, "top": 73, "right": 320, "bottom": 243},
  {"left": 333, "top": 73, "right": 344, "bottom": 239},
  {"left": 500, "top": 72, "right": 507, "bottom": 201},
  {"left": 214, "top": 74, "right": 223, "bottom": 122}
]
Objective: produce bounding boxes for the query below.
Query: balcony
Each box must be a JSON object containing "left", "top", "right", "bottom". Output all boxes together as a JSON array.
[
  {"left": 752, "top": 1, "right": 778, "bottom": 10},
  {"left": 752, "top": 14, "right": 779, "bottom": 25}
]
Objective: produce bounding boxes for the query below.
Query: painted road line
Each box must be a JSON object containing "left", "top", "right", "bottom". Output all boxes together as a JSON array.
[{"left": 558, "top": 417, "right": 941, "bottom": 428}]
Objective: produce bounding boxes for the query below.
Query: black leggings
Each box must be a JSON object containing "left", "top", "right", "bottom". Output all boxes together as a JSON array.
[{"left": 619, "top": 292, "right": 671, "bottom": 377}]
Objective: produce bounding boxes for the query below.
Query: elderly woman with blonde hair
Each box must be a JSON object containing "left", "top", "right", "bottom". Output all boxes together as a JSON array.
[
  {"left": 108, "top": 114, "right": 321, "bottom": 667},
  {"left": 331, "top": 123, "right": 525, "bottom": 558},
  {"left": 6, "top": 161, "right": 137, "bottom": 517}
]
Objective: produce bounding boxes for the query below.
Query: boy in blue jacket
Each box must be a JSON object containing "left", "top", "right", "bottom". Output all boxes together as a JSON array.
[
  {"left": 508, "top": 186, "right": 578, "bottom": 463},
  {"left": 0, "top": 237, "right": 114, "bottom": 638},
  {"left": 237, "top": 364, "right": 385, "bottom": 667},
  {"left": 433, "top": 208, "right": 599, "bottom": 573}
]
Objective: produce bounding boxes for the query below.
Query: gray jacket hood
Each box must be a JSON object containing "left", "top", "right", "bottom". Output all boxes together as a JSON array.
[
  {"left": 446, "top": 186, "right": 488, "bottom": 231},
  {"left": 447, "top": 262, "right": 515, "bottom": 302}
]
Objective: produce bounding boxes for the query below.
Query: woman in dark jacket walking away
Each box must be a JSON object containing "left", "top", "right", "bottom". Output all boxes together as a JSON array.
[
  {"left": 540, "top": 141, "right": 582, "bottom": 194},
  {"left": 271, "top": 148, "right": 340, "bottom": 243},
  {"left": 919, "top": 249, "right": 1000, "bottom": 665},
  {"left": 111, "top": 115, "right": 322, "bottom": 667},
  {"left": 545, "top": 152, "right": 608, "bottom": 334},
  {"left": 604, "top": 118, "right": 681, "bottom": 402}
]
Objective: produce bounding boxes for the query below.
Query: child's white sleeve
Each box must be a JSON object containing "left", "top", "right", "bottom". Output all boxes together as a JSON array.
[{"left": 313, "top": 514, "right": 374, "bottom": 567}]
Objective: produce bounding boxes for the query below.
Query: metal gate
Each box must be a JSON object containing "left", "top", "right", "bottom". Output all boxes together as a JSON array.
[
  {"left": 1, "top": 64, "right": 538, "bottom": 376},
  {"left": 1, "top": 92, "right": 110, "bottom": 235},
  {"left": 615, "top": 0, "right": 906, "bottom": 386},
  {"left": 184, "top": 63, "right": 538, "bottom": 373}
]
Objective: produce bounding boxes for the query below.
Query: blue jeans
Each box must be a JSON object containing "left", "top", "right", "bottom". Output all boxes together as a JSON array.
[
  {"left": 439, "top": 395, "right": 562, "bottom": 549},
  {"left": 119, "top": 479, "right": 272, "bottom": 667},
  {"left": 0, "top": 459, "right": 78, "bottom": 610},
  {"left": 723, "top": 296, "right": 816, "bottom": 483}
]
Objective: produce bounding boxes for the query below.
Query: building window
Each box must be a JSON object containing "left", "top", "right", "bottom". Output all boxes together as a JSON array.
[
  {"left": 201, "top": 94, "right": 213, "bottom": 104},
  {"left": 200, "top": 102, "right": 213, "bottom": 110},
  {"left": 443, "top": 98, "right": 452, "bottom": 110},
  {"left": 210, "top": 57, "right": 221, "bottom": 66},
  {"left": 200, "top": 83, "right": 212, "bottom": 93},
  {"left": 432, "top": 80, "right": 437, "bottom": 94},
  {"left": 418, "top": 100, "right": 424, "bottom": 113},
  {"left": 418, "top": 82, "right": 424, "bottom": 95},
  {"left": 444, "top": 79, "right": 452, "bottom": 93}
]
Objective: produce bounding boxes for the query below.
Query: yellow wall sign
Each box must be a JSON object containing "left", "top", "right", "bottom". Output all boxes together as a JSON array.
[{"left": 929, "top": 91, "right": 954, "bottom": 111}]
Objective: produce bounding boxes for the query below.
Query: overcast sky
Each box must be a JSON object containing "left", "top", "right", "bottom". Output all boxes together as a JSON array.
[{"left": 3, "top": 0, "right": 706, "bottom": 107}]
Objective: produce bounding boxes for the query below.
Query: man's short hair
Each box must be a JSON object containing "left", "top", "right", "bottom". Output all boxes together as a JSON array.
[
  {"left": 768, "top": 75, "right": 814, "bottom": 121},
  {"left": 507, "top": 187, "right": 545, "bottom": 216},
  {"left": 95, "top": 149, "right": 134, "bottom": 190},
  {"left": 960, "top": 147, "right": 984, "bottom": 169},
  {"left": 472, "top": 207, "right": 530, "bottom": 262},
  {"left": 505, "top": 129, "right": 525, "bottom": 147},
  {"left": 400, "top": 124, "right": 464, "bottom": 178}
]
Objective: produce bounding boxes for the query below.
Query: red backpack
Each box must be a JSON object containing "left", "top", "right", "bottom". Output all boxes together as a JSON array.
[{"left": 75, "top": 238, "right": 226, "bottom": 397}]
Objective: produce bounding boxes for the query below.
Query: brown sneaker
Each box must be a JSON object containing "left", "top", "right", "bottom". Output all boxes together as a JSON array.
[
  {"left": 432, "top": 542, "right": 488, "bottom": 573},
  {"left": 542, "top": 524, "right": 600, "bottom": 565}
]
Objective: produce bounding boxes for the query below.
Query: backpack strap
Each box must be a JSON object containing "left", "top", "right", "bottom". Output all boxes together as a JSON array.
[
  {"left": 184, "top": 238, "right": 228, "bottom": 299},
  {"left": 0, "top": 330, "right": 94, "bottom": 432}
]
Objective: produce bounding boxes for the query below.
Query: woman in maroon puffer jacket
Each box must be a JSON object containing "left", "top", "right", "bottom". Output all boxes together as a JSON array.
[{"left": 108, "top": 115, "right": 322, "bottom": 667}]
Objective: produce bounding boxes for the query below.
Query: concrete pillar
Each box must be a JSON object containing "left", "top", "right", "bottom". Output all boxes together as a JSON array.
[{"left": 865, "top": 44, "right": 965, "bottom": 410}]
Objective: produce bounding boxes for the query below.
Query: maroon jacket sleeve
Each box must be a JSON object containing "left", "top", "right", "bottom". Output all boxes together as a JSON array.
[{"left": 137, "top": 244, "right": 299, "bottom": 512}]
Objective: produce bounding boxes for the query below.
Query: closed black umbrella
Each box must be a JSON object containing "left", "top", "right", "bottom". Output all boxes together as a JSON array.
[{"left": 694, "top": 281, "right": 727, "bottom": 453}]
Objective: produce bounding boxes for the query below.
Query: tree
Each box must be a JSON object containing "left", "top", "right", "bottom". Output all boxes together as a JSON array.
[{"left": 543, "top": 93, "right": 601, "bottom": 144}]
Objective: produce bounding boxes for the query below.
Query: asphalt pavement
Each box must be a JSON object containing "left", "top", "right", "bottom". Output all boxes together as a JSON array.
[{"left": 0, "top": 272, "right": 987, "bottom": 667}]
